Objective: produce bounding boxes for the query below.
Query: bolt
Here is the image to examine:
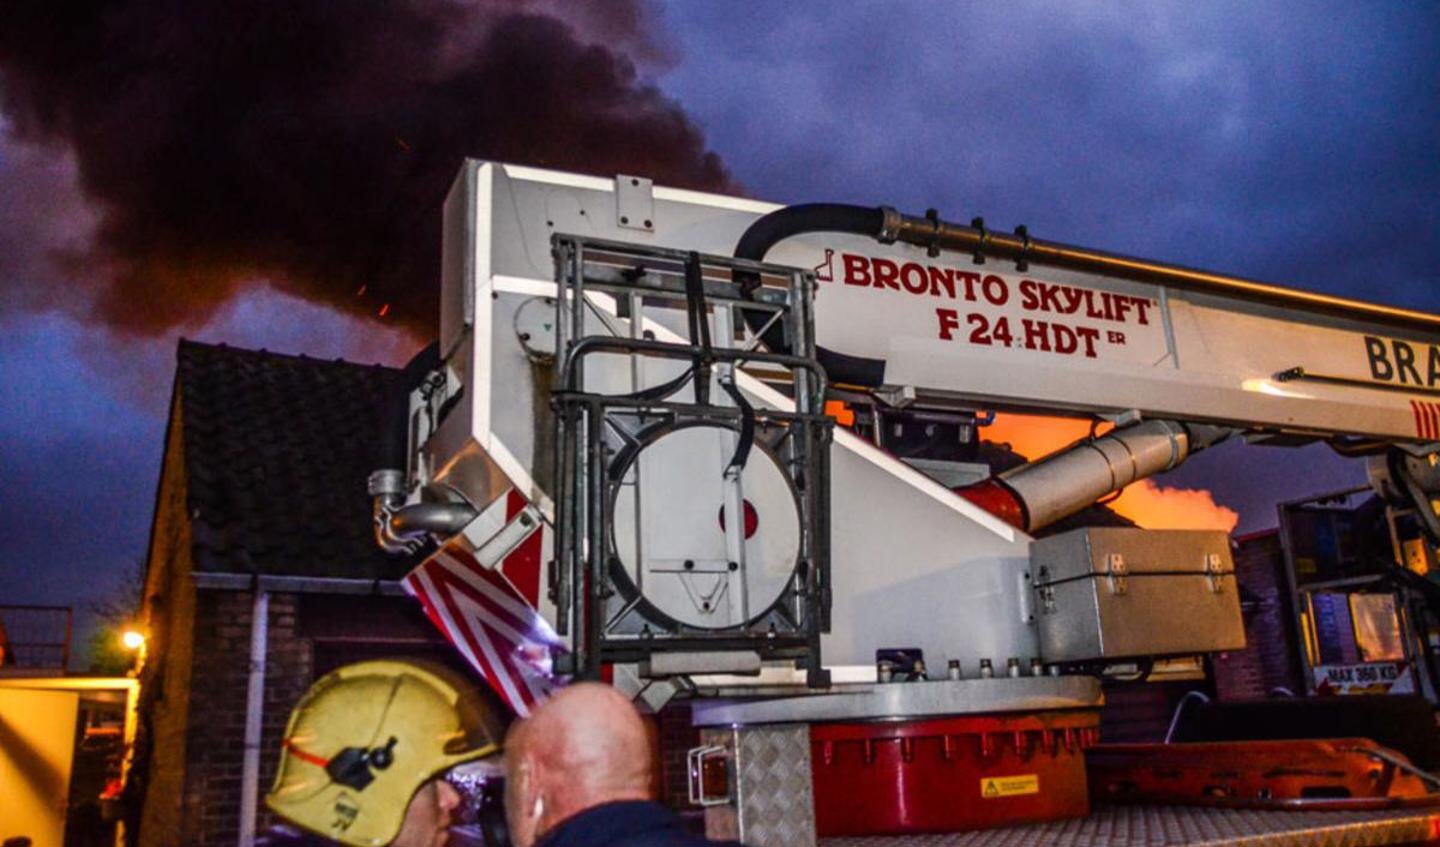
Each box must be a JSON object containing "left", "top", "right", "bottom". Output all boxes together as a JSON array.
[
  {"left": 1030, "top": 658, "right": 1043, "bottom": 676},
  {"left": 947, "top": 659, "right": 962, "bottom": 681},
  {"left": 683, "top": 559, "right": 695, "bottom": 570},
  {"left": 728, "top": 561, "right": 738, "bottom": 571},
  {"left": 1007, "top": 658, "right": 1021, "bottom": 678},
  {"left": 620, "top": 216, "right": 630, "bottom": 225},
  {"left": 643, "top": 219, "right": 652, "bottom": 229},
  {"left": 979, "top": 659, "right": 994, "bottom": 679}
]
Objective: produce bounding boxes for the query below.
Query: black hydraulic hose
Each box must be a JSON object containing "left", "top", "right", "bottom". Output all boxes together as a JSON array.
[
  {"left": 686, "top": 251, "right": 754, "bottom": 471},
  {"left": 734, "top": 204, "right": 888, "bottom": 387}
]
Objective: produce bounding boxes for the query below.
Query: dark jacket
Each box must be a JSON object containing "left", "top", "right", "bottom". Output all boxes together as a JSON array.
[
  {"left": 256, "top": 825, "right": 337, "bottom": 847},
  {"left": 536, "top": 801, "right": 739, "bottom": 847}
]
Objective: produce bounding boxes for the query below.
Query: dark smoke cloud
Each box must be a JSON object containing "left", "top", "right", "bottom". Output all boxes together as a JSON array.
[{"left": 0, "top": 0, "right": 734, "bottom": 337}]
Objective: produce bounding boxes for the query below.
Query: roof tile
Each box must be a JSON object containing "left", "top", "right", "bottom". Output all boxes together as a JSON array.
[{"left": 176, "top": 340, "right": 420, "bottom": 579}]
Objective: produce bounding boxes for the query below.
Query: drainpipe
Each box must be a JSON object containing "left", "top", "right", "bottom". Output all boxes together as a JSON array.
[{"left": 238, "top": 587, "right": 269, "bottom": 847}]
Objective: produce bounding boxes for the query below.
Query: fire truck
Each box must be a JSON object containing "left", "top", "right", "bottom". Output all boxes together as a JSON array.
[{"left": 370, "top": 161, "right": 1440, "bottom": 846}]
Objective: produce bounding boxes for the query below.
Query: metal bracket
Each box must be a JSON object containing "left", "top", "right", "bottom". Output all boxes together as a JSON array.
[
  {"left": 469, "top": 504, "right": 542, "bottom": 569},
  {"left": 1105, "top": 553, "right": 1128, "bottom": 596},
  {"left": 687, "top": 745, "right": 731, "bottom": 806},
  {"left": 970, "top": 216, "right": 988, "bottom": 265},
  {"left": 616, "top": 175, "right": 655, "bottom": 232},
  {"left": 922, "top": 208, "right": 943, "bottom": 258}
]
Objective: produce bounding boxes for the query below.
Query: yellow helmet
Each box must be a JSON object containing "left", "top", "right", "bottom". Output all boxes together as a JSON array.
[{"left": 265, "top": 659, "right": 504, "bottom": 846}]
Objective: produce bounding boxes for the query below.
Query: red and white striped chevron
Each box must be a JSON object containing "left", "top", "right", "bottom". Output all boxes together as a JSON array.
[{"left": 402, "top": 490, "right": 560, "bottom": 716}]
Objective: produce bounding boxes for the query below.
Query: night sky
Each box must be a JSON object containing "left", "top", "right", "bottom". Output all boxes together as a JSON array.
[{"left": 2, "top": 2, "right": 1437, "bottom": 661}]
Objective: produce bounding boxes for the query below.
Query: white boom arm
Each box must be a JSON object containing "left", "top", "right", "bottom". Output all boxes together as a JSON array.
[
  {"left": 444, "top": 163, "right": 1440, "bottom": 445},
  {"left": 401, "top": 160, "right": 1437, "bottom": 684}
]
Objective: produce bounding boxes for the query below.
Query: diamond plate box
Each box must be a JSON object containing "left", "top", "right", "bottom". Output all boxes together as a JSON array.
[{"left": 701, "top": 725, "right": 817, "bottom": 847}]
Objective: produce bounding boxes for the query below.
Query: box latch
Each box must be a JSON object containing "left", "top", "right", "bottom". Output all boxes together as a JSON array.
[
  {"left": 1105, "top": 553, "right": 1128, "bottom": 595},
  {"left": 1204, "top": 552, "right": 1226, "bottom": 594}
]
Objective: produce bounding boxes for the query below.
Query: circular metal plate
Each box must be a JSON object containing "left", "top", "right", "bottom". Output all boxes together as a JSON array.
[{"left": 611, "top": 424, "right": 801, "bottom": 630}]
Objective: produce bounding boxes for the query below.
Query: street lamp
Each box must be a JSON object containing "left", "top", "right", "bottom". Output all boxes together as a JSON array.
[{"left": 121, "top": 629, "right": 146, "bottom": 650}]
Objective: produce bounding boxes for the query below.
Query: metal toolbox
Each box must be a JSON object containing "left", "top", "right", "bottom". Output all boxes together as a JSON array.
[{"left": 1030, "top": 528, "right": 1245, "bottom": 663}]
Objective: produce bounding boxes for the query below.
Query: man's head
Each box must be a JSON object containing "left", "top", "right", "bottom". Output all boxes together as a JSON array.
[
  {"left": 266, "top": 660, "right": 505, "bottom": 847},
  {"left": 503, "top": 683, "right": 655, "bottom": 847}
]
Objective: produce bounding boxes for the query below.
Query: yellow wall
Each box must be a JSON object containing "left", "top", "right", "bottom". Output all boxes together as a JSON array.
[{"left": 0, "top": 687, "right": 80, "bottom": 847}]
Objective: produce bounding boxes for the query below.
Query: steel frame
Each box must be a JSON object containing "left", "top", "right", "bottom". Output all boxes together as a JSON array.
[{"left": 548, "top": 236, "right": 833, "bottom": 686}]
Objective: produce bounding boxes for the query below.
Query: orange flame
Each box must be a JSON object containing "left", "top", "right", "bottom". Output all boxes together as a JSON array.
[{"left": 983, "top": 412, "right": 1238, "bottom": 533}]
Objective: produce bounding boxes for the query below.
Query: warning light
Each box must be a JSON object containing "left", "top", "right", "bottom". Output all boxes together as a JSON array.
[{"left": 824, "top": 400, "right": 855, "bottom": 427}]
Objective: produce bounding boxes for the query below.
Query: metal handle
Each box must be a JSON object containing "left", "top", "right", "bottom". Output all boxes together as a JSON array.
[{"left": 686, "top": 745, "right": 730, "bottom": 807}]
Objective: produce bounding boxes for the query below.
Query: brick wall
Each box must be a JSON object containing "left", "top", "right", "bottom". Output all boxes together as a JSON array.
[
  {"left": 179, "top": 590, "right": 313, "bottom": 847},
  {"left": 162, "top": 589, "right": 462, "bottom": 847},
  {"left": 656, "top": 701, "right": 699, "bottom": 810},
  {"left": 1100, "top": 679, "right": 1207, "bottom": 743},
  {"left": 1213, "top": 532, "right": 1305, "bottom": 701}
]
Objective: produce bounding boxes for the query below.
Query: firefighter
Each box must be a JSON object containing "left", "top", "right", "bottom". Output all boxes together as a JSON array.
[
  {"left": 264, "top": 659, "right": 505, "bottom": 847},
  {"left": 503, "top": 683, "right": 739, "bottom": 847}
]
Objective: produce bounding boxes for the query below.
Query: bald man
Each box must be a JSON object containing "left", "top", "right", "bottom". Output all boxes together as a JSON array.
[{"left": 503, "top": 683, "right": 739, "bottom": 847}]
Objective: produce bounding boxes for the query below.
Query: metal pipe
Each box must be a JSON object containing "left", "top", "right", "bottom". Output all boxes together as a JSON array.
[
  {"left": 368, "top": 470, "right": 478, "bottom": 553},
  {"left": 238, "top": 588, "right": 269, "bottom": 847},
  {"left": 1163, "top": 689, "right": 1211, "bottom": 743},
  {"left": 881, "top": 208, "right": 1440, "bottom": 333},
  {"left": 958, "top": 420, "right": 1236, "bottom": 532},
  {"left": 386, "top": 502, "right": 479, "bottom": 536}
]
